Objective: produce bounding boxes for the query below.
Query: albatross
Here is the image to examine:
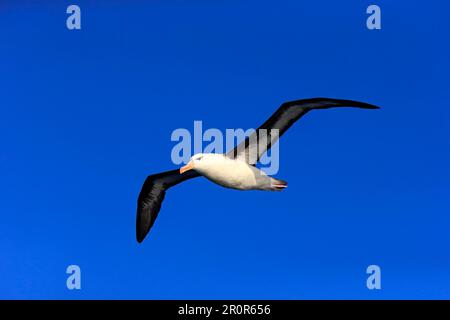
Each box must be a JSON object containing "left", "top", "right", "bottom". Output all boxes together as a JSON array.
[{"left": 136, "top": 98, "right": 379, "bottom": 243}]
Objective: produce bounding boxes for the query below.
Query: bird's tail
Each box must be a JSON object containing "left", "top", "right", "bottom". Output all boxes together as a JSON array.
[{"left": 270, "top": 178, "right": 288, "bottom": 191}]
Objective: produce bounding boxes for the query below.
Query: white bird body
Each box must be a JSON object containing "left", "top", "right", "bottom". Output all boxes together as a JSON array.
[{"left": 182, "top": 153, "right": 287, "bottom": 191}]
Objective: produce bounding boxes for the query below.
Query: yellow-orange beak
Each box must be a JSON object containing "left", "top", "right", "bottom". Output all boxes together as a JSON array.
[{"left": 180, "top": 161, "right": 194, "bottom": 174}]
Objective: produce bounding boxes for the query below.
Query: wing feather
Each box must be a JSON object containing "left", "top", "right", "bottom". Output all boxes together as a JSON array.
[
  {"left": 136, "top": 169, "right": 200, "bottom": 243},
  {"left": 226, "top": 98, "right": 379, "bottom": 164}
]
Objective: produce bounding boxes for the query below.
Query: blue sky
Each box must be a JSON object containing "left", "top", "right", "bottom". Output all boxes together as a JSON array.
[{"left": 0, "top": 1, "right": 449, "bottom": 299}]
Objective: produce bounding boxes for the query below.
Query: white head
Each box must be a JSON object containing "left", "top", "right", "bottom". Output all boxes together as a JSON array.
[{"left": 179, "top": 153, "right": 223, "bottom": 174}]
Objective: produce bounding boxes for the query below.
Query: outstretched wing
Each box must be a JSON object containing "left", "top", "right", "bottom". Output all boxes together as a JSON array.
[
  {"left": 136, "top": 169, "right": 200, "bottom": 243},
  {"left": 226, "top": 98, "right": 379, "bottom": 164}
]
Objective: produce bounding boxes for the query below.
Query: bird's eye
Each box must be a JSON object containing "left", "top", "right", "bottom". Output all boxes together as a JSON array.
[{"left": 196, "top": 156, "right": 203, "bottom": 161}]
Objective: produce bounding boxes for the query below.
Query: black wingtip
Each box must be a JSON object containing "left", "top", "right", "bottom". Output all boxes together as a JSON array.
[
  {"left": 321, "top": 98, "right": 380, "bottom": 110},
  {"left": 136, "top": 222, "right": 146, "bottom": 243},
  {"left": 283, "top": 98, "right": 381, "bottom": 111},
  {"left": 136, "top": 202, "right": 151, "bottom": 244},
  {"left": 352, "top": 102, "right": 380, "bottom": 110},
  {"left": 136, "top": 209, "right": 153, "bottom": 243},
  {"left": 136, "top": 233, "right": 144, "bottom": 243}
]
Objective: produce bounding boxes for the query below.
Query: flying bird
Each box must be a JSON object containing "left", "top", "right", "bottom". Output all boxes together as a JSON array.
[{"left": 136, "top": 98, "right": 379, "bottom": 242}]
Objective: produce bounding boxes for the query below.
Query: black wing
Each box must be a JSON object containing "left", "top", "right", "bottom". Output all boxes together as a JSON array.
[
  {"left": 226, "top": 98, "right": 379, "bottom": 164},
  {"left": 136, "top": 169, "right": 200, "bottom": 243}
]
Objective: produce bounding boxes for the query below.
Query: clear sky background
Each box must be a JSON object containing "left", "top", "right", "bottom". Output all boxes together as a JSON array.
[{"left": 1, "top": 1, "right": 449, "bottom": 299}]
